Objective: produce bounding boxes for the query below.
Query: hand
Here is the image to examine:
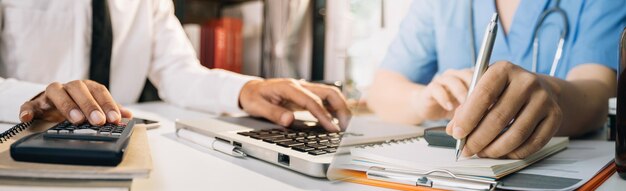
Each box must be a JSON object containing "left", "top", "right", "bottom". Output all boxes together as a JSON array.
[
  {"left": 446, "top": 62, "right": 562, "bottom": 159},
  {"left": 416, "top": 69, "right": 473, "bottom": 120},
  {"left": 19, "top": 80, "right": 133, "bottom": 125},
  {"left": 239, "top": 79, "right": 351, "bottom": 132}
]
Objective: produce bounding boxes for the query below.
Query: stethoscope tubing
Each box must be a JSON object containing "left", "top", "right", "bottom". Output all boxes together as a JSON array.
[{"left": 468, "top": 0, "right": 568, "bottom": 77}]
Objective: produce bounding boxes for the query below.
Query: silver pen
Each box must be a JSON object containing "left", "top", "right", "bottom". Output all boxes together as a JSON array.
[
  {"left": 177, "top": 128, "right": 247, "bottom": 158},
  {"left": 456, "top": 13, "right": 499, "bottom": 161}
]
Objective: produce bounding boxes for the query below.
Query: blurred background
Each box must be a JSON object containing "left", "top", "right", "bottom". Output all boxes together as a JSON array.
[{"left": 174, "top": 0, "right": 414, "bottom": 100}]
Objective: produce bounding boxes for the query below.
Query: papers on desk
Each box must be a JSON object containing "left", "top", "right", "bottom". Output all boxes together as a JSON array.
[
  {"left": 335, "top": 137, "right": 614, "bottom": 191},
  {"left": 349, "top": 137, "right": 568, "bottom": 179},
  {"left": 498, "top": 140, "right": 614, "bottom": 191}
]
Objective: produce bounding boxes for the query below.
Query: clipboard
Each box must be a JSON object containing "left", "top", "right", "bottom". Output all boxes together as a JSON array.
[
  {"left": 336, "top": 162, "right": 616, "bottom": 191},
  {"left": 366, "top": 166, "right": 497, "bottom": 191}
]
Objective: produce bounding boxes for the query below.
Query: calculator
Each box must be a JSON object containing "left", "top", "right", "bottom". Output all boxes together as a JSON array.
[{"left": 10, "top": 119, "right": 135, "bottom": 166}]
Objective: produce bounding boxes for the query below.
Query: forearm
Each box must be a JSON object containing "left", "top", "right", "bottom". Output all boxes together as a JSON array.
[
  {"left": 366, "top": 70, "right": 426, "bottom": 124},
  {"left": 540, "top": 74, "right": 615, "bottom": 136}
]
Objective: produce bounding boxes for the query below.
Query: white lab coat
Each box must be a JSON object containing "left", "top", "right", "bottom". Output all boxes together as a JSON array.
[{"left": 0, "top": 0, "right": 259, "bottom": 123}]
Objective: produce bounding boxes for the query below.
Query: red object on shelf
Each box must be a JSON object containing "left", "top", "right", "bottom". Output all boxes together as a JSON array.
[{"left": 199, "top": 18, "right": 242, "bottom": 73}]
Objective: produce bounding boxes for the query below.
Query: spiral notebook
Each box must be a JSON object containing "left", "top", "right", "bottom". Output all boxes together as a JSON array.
[
  {"left": 348, "top": 137, "right": 569, "bottom": 179},
  {"left": 0, "top": 121, "right": 152, "bottom": 179}
]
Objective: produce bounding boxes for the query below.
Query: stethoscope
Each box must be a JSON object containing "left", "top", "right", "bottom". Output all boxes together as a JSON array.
[{"left": 468, "top": 0, "right": 569, "bottom": 77}]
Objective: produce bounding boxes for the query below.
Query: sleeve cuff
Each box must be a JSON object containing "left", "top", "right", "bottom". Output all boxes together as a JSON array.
[
  {"left": 0, "top": 79, "right": 46, "bottom": 123},
  {"left": 217, "top": 71, "right": 262, "bottom": 116}
]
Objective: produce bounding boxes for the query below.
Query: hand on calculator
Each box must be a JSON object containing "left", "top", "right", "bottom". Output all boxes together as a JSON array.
[{"left": 19, "top": 80, "right": 132, "bottom": 125}]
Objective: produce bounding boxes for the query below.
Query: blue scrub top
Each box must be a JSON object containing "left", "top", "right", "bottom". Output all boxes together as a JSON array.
[{"left": 381, "top": 0, "right": 626, "bottom": 85}]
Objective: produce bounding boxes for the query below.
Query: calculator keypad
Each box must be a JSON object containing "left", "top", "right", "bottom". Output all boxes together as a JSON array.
[{"left": 44, "top": 121, "right": 127, "bottom": 141}]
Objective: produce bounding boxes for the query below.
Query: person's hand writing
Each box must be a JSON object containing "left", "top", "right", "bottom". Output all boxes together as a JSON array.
[
  {"left": 446, "top": 62, "right": 562, "bottom": 159},
  {"left": 416, "top": 69, "right": 473, "bottom": 120},
  {"left": 19, "top": 80, "right": 133, "bottom": 125},
  {"left": 239, "top": 79, "right": 351, "bottom": 132}
]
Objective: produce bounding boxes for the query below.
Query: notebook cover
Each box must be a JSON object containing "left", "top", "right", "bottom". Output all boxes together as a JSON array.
[
  {"left": 0, "top": 121, "right": 152, "bottom": 179},
  {"left": 576, "top": 162, "right": 616, "bottom": 191}
]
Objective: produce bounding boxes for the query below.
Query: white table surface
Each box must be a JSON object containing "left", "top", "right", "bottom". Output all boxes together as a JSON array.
[{"left": 2, "top": 101, "right": 623, "bottom": 190}]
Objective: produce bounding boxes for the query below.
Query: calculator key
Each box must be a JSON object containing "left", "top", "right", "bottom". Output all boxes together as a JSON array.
[
  {"left": 74, "top": 129, "right": 98, "bottom": 134},
  {"left": 100, "top": 128, "right": 112, "bottom": 132}
]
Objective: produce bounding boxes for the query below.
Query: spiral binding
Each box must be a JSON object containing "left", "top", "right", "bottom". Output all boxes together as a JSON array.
[
  {"left": 354, "top": 137, "right": 420, "bottom": 149},
  {"left": 0, "top": 122, "right": 32, "bottom": 143}
]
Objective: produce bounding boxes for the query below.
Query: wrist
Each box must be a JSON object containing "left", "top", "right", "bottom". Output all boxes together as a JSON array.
[
  {"left": 238, "top": 79, "right": 264, "bottom": 109},
  {"left": 538, "top": 75, "right": 564, "bottom": 101},
  {"left": 411, "top": 86, "right": 428, "bottom": 118}
]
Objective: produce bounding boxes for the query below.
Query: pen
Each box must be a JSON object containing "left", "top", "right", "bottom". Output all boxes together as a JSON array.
[
  {"left": 456, "top": 13, "right": 499, "bottom": 161},
  {"left": 177, "top": 128, "right": 247, "bottom": 158}
]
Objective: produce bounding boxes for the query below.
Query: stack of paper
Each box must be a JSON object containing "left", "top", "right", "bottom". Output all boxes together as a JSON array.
[{"left": 349, "top": 137, "right": 568, "bottom": 179}]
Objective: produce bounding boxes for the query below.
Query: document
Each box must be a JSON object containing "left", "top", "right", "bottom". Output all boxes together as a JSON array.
[
  {"left": 348, "top": 137, "right": 568, "bottom": 179},
  {"left": 498, "top": 141, "right": 614, "bottom": 191}
]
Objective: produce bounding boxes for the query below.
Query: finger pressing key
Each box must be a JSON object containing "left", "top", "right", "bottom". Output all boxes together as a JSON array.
[
  {"left": 64, "top": 80, "right": 106, "bottom": 125},
  {"left": 45, "top": 82, "right": 85, "bottom": 124},
  {"left": 301, "top": 83, "right": 351, "bottom": 130},
  {"left": 85, "top": 80, "right": 121, "bottom": 123},
  {"left": 279, "top": 82, "right": 340, "bottom": 132}
]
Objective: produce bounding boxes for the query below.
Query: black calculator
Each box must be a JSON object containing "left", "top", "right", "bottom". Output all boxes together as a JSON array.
[{"left": 10, "top": 119, "right": 135, "bottom": 166}]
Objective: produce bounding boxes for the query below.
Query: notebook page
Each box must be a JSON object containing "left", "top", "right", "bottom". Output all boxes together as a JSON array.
[{"left": 350, "top": 137, "right": 568, "bottom": 178}]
